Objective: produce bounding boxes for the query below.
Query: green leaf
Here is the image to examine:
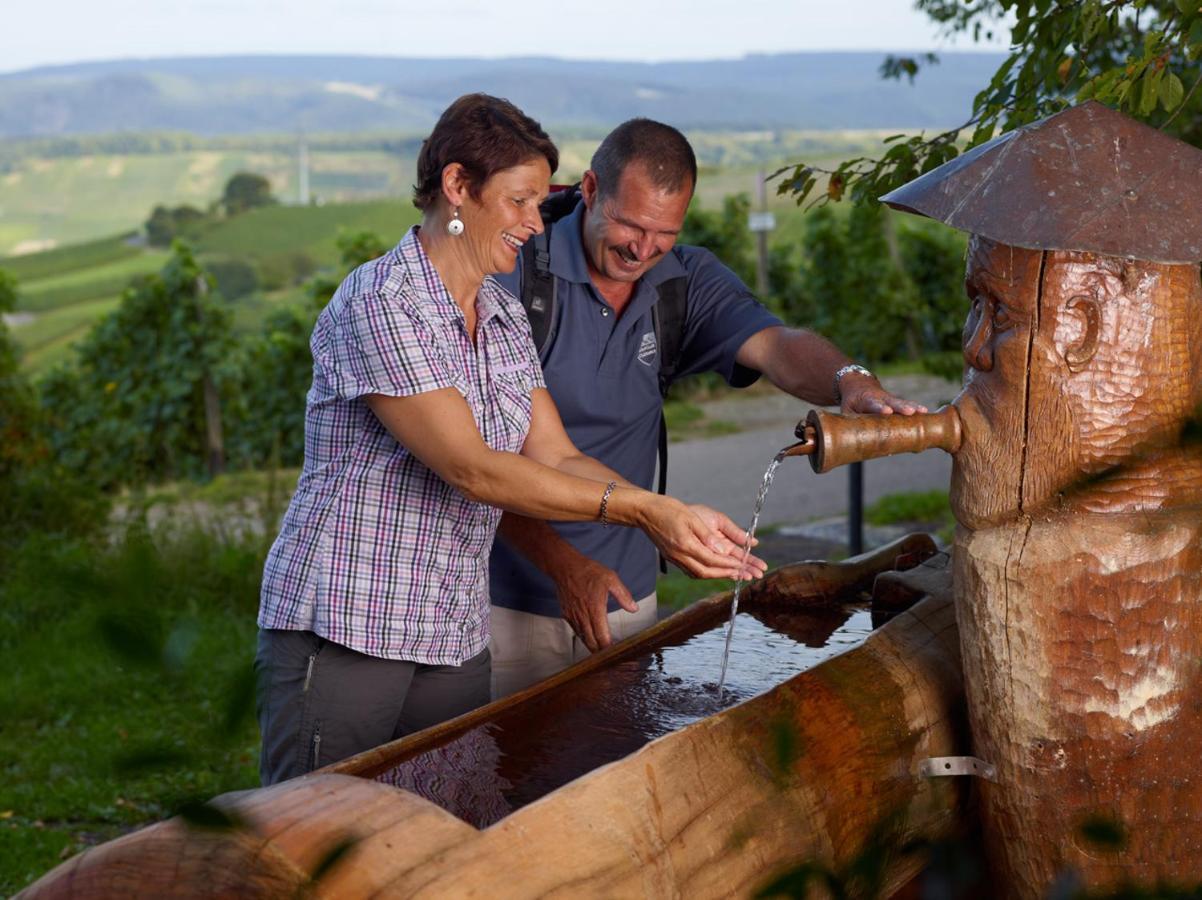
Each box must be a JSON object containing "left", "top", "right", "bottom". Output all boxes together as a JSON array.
[
  {"left": 1139, "top": 68, "right": 1162, "bottom": 116},
  {"left": 1160, "top": 71, "right": 1185, "bottom": 110},
  {"left": 1176, "top": 0, "right": 1197, "bottom": 16}
]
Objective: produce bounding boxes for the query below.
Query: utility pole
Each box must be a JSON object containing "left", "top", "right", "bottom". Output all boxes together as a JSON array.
[{"left": 748, "top": 169, "right": 775, "bottom": 297}]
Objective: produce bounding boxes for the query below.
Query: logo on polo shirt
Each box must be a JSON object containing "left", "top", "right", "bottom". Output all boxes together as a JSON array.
[{"left": 637, "top": 331, "right": 657, "bottom": 366}]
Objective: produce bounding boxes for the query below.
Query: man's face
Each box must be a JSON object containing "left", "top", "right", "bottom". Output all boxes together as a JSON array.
[
  {"left": 578, "top": 163, "right": 692, "bottom": 291},
  {"left": 952, "top": 236, "right": 1200, "bottom": 529}
]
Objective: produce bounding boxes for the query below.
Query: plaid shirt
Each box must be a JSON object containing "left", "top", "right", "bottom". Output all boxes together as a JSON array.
[{"left": 258, "top": 227, "right": 545, "bottom": 664}]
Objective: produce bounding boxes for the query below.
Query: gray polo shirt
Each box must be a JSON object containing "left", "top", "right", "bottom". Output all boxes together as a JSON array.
[{"left": 488, "top": 200, "right": 782, "bottom": 617}]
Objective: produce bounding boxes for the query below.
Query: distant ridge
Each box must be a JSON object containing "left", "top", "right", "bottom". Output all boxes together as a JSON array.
[{"left": 0, "top": 52, "right": 1004, "bottom": 137}]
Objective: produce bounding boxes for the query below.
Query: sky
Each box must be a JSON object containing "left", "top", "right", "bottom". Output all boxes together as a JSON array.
[{"left": 1, "top": 0, "right": 1010, "bottom": 74}]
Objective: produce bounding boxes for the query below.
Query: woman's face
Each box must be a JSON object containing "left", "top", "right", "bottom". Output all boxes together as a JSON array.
[{"left": 458, "top": 156, "right": 551, "bottom": 275}]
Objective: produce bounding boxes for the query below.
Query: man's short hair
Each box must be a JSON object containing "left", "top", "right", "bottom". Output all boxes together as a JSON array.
[
  {"left": 413, "top": 93, "right": 559, "bottom": 212},
  {"left": 590, "top": 119, "right": 697, "bottom": 199}
]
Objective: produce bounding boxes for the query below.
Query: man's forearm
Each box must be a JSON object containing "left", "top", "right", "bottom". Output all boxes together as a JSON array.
[
  {"left": 497, "top": 513, "right": 585, "bottom": 578},
  {"left": 739, "top": 325, "right": 865, "bottom": 406}
]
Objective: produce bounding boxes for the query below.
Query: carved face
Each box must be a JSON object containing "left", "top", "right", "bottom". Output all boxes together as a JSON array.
[{"left": 951, "top": 237, "right": 1201, "bottom": 528}]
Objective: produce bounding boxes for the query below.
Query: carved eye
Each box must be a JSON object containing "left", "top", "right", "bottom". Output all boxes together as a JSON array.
[{"left": 992, "top": 303, "right": 1014, "bottom": 331}]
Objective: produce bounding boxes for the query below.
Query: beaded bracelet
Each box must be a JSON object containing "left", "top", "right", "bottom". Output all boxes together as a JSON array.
[{"left": 598, "top": 480, "right": 617, "bottom": 527}]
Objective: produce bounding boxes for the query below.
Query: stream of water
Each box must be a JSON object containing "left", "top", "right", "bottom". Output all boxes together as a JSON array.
[{"left": 717, "top": 449, "right": 788, "bottom": 690}]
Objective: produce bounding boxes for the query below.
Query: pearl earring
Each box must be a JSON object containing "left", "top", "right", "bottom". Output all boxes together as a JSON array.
[{"left": 446, "top": 207, "right": 464, "bottom": 236}]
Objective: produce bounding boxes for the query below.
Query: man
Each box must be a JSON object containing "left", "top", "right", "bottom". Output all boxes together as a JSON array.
[{"left": 489, "top": 118, "right": 923, "bottom": 698}]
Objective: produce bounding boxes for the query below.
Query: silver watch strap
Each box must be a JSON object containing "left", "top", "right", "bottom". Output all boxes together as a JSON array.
[{"left": 833, "top": 363, "right": 874, "bottom": 402}]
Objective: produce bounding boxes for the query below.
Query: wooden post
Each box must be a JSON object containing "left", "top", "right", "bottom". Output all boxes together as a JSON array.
[{"left": 194, "top": 276, "right": 224, "bottom": 478}]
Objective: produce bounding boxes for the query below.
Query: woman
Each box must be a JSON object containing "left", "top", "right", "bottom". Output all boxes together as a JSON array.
[{"left": 255, "top": 94, "right": 762, "bottom": 785}]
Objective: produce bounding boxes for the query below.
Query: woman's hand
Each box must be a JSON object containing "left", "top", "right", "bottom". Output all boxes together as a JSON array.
[{"left": 637, "top": 495, "right": 767, "bottom": 581}]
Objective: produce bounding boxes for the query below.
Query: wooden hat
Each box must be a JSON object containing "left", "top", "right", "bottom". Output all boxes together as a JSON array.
[{"left": 881, "top": 101, "right": 1202, "bottom": 264}]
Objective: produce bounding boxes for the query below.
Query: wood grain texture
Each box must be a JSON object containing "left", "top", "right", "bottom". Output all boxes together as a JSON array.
[
  {"left": 20, "top": 546, "right": 965, "bottom": 899},
  {"left": 956, "top": 512, "right": 1202, "bottom": 896},
  {"left": 950, "top": 242, "right": 1202, "bottom": 897}
]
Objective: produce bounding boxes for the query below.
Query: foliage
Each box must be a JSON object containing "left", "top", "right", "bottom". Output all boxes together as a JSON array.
[
  {"left": 798, "top": 206, "right": 848, "bottom": 339},
  {"left": 798, "top": 206, "right": 965, "bottom": 365},
  {"left": 776, "top": 0, "right": 1202, "bottom": 207},
  {"left": 204, "top": 255, "right": 261, "bottom": 301},
  {"left": 0, "top": 269, "right": 41, "bottom": 481},
  {"left": 225, "top": 227, "right": 387, "bottom": 469},
  {"left": 682, "top": 193, "right": 757, "bottom": 288},
  {"left": 898, "top": 224, "right": 970, "bottom": 354},
  {"left": 0, "top": 268, "right": 111, "bottom": 566},
  {"left": 145, "top": 204, "right": 208, "bottom": 247},
  {"left": 221, "top": 172, "right": 276, "bottom": 217},
  {"left": 256, "top": 250, "right": 317, "bottom": 291},
  {"left": 226, "top": 307, "right": 315, "bottom": 469},
  {"left": 841, "top": 201, "right": 923, "bottom": 362},
  {"left": 39, "top": 243, "right": 237, "bottom": 488},
  {"left": 0, "top": 516, "right": 263, "bottom": 895}
]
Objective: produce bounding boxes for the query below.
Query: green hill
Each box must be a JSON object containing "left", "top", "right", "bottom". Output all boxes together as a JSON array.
[
  {"left": 4, "top": 199, "right": 420, "bottom": 375},
  {"left": 0, "top": 148, "right": 413, "bottom": 257}
]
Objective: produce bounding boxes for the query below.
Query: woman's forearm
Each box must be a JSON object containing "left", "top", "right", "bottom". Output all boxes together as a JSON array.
[{"left": 452, "top": 445, "right": 653, "bottom": 525}]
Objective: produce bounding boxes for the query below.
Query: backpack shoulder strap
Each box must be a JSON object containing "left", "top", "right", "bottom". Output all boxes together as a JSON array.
[
  {"left": 651, "top": 274, "right": 689, "bottom": 400},
  {"left": 651, "top": 270, "right": 690, "bottom": 573},
  {"left": 519, "top": 225, "right": 556, "bottom": 359},
  {"left": 519, "top": 185, "right": 582, "bottom": 360}
]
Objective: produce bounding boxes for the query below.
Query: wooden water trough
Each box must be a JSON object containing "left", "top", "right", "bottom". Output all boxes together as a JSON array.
[{"left": 21, "top": 534, "right": 967, "bottom": 899}]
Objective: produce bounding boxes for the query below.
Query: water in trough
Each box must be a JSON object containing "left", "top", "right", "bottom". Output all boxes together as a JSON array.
[{"left": 375, "top": 603, "right": 874, "bottom": 828}]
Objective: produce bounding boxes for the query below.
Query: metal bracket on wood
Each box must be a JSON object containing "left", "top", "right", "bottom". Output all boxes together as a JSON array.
[{"left": 919, "top": 756, "right": 998, "bottom": 782}]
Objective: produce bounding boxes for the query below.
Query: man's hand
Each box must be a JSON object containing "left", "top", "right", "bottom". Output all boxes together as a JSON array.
[
  {"left": 837, "top": 372, "right": 928, "bottom": 416},
  {"left": 554, "top": 557, "right": 637, "bottom": 653}
]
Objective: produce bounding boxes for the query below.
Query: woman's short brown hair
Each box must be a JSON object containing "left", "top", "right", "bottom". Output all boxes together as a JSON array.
[{"left": 412, "top": 93, "right": 559, "bottom": 212}]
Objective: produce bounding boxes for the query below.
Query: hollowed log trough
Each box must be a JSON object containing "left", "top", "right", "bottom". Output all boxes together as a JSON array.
[{"left": 22, "top": 535, "right": 966, "bottom": 899}]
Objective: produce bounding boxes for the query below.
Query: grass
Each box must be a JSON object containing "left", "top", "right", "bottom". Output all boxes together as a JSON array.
[
  {"left": 864, "top": 489, "right": 956, "bottom": 544},
  {"left": 4, "top": 198, "right": 413, "bottom": 373},
  {"left": 1, "top": 518, "right": 268, "bottom": 895},
  {"left": 663, "top": 399, "right": 741, "bottom": 442},
  {"left": 191, "top": 200, "right": 416, "bottom": 265},
  {"left": 864, "top": 489, "right": 952, "bottom": 527},
  {"left": 11, "top": 296, "right": 121, "bottom": 353},
  {"left": 0, "top": 233, "right": 141, "bottom": 283},
  {"left": 16, "top": 251, "right": 170, "bottom": 312},
  {"left": 656, "top": 570, "right": 738, "bottom": 611}
]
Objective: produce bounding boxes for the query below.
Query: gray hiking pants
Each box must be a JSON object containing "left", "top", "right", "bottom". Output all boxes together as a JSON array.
[{"left": 254, "top": 628, "right": 491, "bottom": 786}]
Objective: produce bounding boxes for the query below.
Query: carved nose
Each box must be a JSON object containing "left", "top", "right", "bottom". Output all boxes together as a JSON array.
[{"left": 964, "top": 313, "right": 994, "bottom": 372}]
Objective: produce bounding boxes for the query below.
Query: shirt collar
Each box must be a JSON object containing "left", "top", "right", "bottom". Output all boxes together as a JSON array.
[{"left": 394, "top": 226, "right": 510, "bottom": 327}]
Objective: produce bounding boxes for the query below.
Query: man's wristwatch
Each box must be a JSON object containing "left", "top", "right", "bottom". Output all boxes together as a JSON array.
[{"left": 833, "top": 363, "right": 875, "bottom": 403}]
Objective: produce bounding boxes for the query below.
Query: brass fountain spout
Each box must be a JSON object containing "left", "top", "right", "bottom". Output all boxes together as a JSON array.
[{"left": 782, "top": 406, "right": 962, "bottom": 474}]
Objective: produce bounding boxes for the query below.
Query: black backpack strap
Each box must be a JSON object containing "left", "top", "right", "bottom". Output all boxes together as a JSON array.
[
  {"left": 519, "top": 185, "right": 582, "bottom": 360},
  {"left": 651, "top": 275, "right": 688, "bottom": 400},
  {"left": 519, "top": 223, "right": 557, "bottom": 360},
  {"left": 651, "top": 273, "right": 689, "bottom": 574}
]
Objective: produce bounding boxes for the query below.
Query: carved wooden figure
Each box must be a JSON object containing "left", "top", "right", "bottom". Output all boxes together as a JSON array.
[{"left": 880, "top": 101, "right": 1202, "bottom": 896}]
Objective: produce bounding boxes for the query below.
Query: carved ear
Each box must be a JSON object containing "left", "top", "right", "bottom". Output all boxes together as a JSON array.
[{"left": 1064, "top": 294, "right": 1102, "bottom": 373}]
